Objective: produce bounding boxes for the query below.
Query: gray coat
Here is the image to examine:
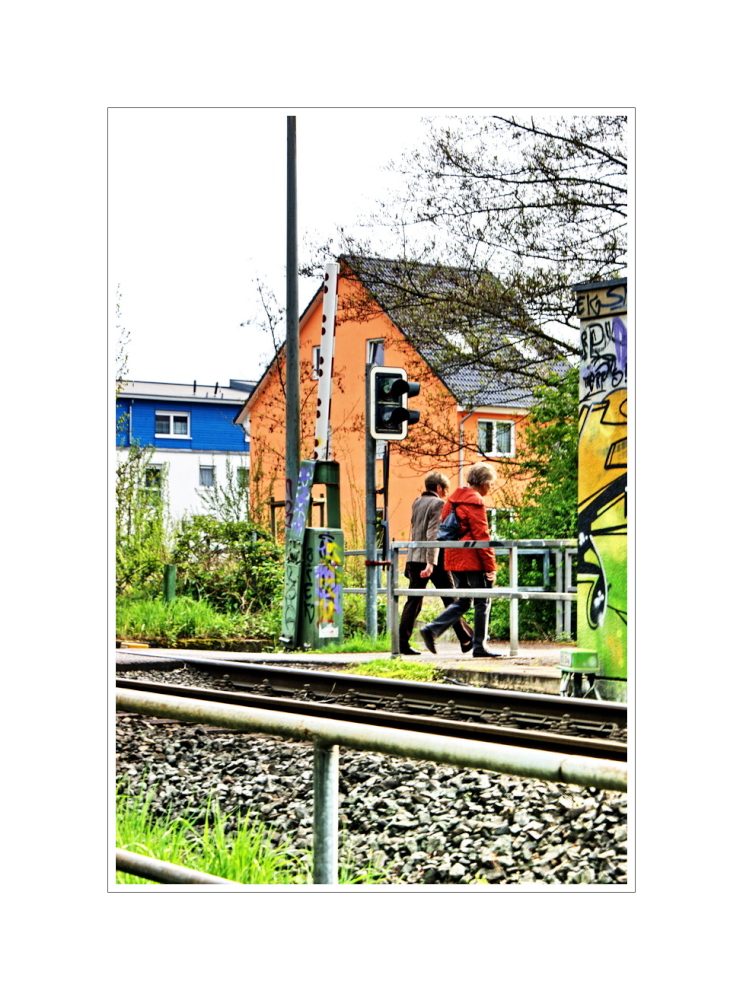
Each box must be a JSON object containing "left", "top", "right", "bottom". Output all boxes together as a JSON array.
[{"left": 407, "top": 491, "right": 444, "bottom": 565}]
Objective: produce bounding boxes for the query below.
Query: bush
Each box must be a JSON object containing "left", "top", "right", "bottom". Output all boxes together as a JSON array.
[
  {"left": 116, "top": 443, "right": 171, "bottom": 598},
  {"left": 340, "top": 593, "right": 386, "bottom": 637},
  {"left": 171, "top": 515, "right": 283, "bottom": 615},
  {"left": 489, "top": 555, "right": 575, "bottom": 642}
]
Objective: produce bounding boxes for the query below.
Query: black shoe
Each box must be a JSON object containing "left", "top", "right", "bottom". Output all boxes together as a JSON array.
[
  {"left": 400, "top": 645, "right": 421, "bottom": 655},
  {"left": 419, "top": 626, "right": 437, "bottom": 654},
  {"left": 472, "top": 646, "right": 504, "bottom": 658},
  {"left": 460, "top": 637, "right": 474, "bottom": 654}
]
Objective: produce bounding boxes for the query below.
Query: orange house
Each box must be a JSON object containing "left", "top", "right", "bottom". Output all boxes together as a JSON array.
[{"left": 236, "top": 256, "right": 564, "bottom": 550}]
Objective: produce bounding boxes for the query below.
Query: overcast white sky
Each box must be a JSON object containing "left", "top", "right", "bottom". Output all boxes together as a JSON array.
[{"left": 109, "top": 108, "right": 437, "bottom": 386}]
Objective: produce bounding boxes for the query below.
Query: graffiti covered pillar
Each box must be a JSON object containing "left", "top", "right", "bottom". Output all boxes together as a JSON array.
[
  {"left": 574, "top": 279, "right": 628, "bottom": 701},
  {"left": 280, "top": 459, "right": 344, "bottom": 650}
]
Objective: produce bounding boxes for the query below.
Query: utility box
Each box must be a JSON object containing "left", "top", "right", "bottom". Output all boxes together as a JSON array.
[
  {"left": 298, "top": 526, "right": 344, "bottom": 647},
  {"left": 559, "top": 648, "right": 599, "bottom": 672}
]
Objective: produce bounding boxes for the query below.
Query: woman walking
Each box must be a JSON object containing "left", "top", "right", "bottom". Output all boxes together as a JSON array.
[
  {"left": 419, "top": 462, "right": 502, "bottom": 658},
  {"left": 398, "top": 472, "right": 474, "bottom": 655}
]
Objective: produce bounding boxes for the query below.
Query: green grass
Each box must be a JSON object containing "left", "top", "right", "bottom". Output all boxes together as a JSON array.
[
  {"left": 116, "top": 785, "right": 306, "bottom": 884},
  {"left": 117, "top": 596, "right": 247, "bottom": 643},
  {"left": 314, "top": 634, "right": 392, "bottom": 654},
  {"left": 116, "top": 784, "right": 391, "bottom": 884},
  {"left": 346, "top": 658, "right": 441, "bottom": 682}
]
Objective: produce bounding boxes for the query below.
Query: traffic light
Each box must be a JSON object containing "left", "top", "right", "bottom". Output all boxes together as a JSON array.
[{"left": 369, "top": 366, "right": 421, "bottom": 440}]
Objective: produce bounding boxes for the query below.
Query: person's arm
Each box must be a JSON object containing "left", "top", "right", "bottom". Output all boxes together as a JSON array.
[{"left": 421, "top": 497, "right": 444, "bottom": 577}]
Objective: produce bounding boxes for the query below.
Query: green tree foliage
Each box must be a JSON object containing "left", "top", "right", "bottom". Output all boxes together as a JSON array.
[
  {"left": 334, "top": 114, "right": 626, "bottom": 384},
  {"left": 116, "top": 443, "right": 170, "bottom": 596},
  {"left": 488, "top": 368, "right": 579, "bottom": 640},
  {"left": 510, "top": 366, "right": 579, "bottom": 539},
  {"left": 171, "top": 515, "right": 283, "bottom": 617},
  {"left": 172, "top": 462, "right": 283, "bottom": 621}
]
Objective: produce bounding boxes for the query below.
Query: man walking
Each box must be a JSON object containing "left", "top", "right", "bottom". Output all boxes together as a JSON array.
[{"left": 399, "top": 472, "right": 474, "bottom": 656}]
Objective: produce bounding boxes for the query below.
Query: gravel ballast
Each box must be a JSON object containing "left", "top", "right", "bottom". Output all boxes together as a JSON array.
[{"left": 116, "top": 667, "right": 629, "bottom": 885}]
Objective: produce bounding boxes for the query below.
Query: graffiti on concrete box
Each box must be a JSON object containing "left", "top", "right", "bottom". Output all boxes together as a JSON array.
[
  {"left": 314, "top": 531, "right": 342, "bottom": 638},
  {"left": 576, "top": 284, "right": 628, "bottom": 680}
]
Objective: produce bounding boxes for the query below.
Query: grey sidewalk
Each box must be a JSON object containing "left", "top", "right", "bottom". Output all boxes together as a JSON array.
[{"left": 116, "top": 639, "right": 568, "bottom": 695}]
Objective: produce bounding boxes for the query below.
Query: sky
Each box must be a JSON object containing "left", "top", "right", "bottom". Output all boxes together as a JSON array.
[{"left": 109, "top": 108, "right": 436, "bottom": 387}]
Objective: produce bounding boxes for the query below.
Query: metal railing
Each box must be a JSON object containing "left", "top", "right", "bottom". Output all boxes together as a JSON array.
[
  {"left": 387, "top": 539, "right": 577, "bottom": 656},
  {"left": 116, "top": 686, "right": 627, "bottom": 885}
]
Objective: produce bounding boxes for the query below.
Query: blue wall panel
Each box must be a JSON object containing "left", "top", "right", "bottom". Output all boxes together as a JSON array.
[{"left": 117, "top": 398, "right": 248, "bottom": 451}]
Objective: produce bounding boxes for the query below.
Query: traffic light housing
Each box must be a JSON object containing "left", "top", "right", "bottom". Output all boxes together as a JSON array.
[{"left": 369, "top": 366, "right": 421, "bottom": 440}]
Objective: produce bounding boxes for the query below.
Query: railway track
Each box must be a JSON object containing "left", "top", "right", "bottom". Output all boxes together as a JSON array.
[{"left": 116, "top": 651, "right": 627, "bottom": 762}]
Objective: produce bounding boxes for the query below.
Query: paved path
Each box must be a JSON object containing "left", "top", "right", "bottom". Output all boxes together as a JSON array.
[{"left": 117, "top": 640, "right": 570, "bottom": 695}]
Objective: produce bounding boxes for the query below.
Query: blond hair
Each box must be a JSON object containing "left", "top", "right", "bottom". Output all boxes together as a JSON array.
[{"left": 466, "top": 462, "right": 497, "bottom": 487}]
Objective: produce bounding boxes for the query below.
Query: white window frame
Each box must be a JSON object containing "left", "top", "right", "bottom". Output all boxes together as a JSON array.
[
  {"left": 477, "top": 419, "right": 515, "bottom": 458},
  {"left": 367, "top": 339, "right": 385, "bottom": 365},
  {"left": 155, "top": 410, "right": 191, "bottom": 439},
  {"left": 199, "top": 465, "right": 215, "bottom": 487}
]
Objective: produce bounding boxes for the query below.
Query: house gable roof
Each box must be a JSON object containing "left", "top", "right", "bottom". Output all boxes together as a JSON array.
[
  {"left": 236, "top": 254, "right": 571, "bottom": 424},
  {"left": 339, "top": 254, "right": 570, "bottom": 409}
]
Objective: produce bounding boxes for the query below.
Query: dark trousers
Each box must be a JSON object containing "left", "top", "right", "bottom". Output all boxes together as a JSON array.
[
  {"left": 399, "top": 561, "right": 474, "bottom": 650},
  {"left": 425, "top": 570, "right": 492, "bottom": 648}
]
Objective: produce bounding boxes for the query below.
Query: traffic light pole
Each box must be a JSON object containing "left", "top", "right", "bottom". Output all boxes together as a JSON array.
[{"left": 365, "top": 363, "right": 378, "bottom": 638}]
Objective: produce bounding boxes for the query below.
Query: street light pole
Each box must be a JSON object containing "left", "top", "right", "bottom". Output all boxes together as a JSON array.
[{"left": 285, "top": 115, "right": 300, "bottom": 531}]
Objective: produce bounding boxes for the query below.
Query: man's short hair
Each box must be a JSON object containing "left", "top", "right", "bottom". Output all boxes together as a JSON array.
[
  {"left": 425, "top": 471, "right": 450, "bottom": 492},
  {"left": 466, "top": 462, "right": 497, "bottom": 487}
]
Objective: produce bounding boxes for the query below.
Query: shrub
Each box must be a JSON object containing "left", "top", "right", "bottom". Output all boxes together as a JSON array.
[
  {"left": 116, "top": 443, "right": 171, "bottom": 598},
  {"left": 171, "top": 515, "right": 283, "bottom": 615}
]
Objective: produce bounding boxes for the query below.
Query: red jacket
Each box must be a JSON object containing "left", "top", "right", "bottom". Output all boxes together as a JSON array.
[{"left": 441, "top": 487, "right": 496, "bottom": 574}]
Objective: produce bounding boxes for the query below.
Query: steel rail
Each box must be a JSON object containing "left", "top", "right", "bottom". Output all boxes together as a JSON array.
[
  {"left": 116, "top": 678, "right": 627, "bottom": 760},
  {"left": 117, "top": 650, "right": 626, "bottom": 732}
]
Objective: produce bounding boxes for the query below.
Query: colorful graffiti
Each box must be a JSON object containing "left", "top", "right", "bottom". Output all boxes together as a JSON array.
[
  {"left": 281, "top": 461, "right": 317, "bottom": 645},
  {"left": 576, "top": 282, "right": 628, "bottom": 684},
  {"left": 314, "top": 530, "right": 343, "bottom": 638},
  {"left": 290, "top": 462, "right": 315, "bottom": 537}
]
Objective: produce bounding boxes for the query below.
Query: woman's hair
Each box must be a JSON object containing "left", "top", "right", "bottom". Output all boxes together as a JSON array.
[
  {"left": 424, "top": 471, "right": 450, "bottom": 492},
  {"left": 466, "top": 462, "right": 497, "bottom": 487}
]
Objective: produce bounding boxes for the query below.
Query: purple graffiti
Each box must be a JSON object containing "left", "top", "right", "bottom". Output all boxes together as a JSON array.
[
  {"left": 290, "top": 464, "right": 314, "bottom": 535},
  {"left": 612, "top": 317, "right": 627, "bottom": 374},
  {"left": 314, "top": 532, "right": 342, "bottom": 625}
]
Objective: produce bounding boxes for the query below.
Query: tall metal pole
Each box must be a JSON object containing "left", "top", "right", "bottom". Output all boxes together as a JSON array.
[
  {"left": 285, "top": 116, "right": 300, "bottom": 531},
  {"left": 365, "top": 364, "right": 378, "bottom": 637}
]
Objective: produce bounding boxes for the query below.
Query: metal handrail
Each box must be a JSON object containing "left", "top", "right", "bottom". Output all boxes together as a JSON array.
[
  {"left": 116, "top": 848, "right": 240, "bottom": 885},
  {"left": 387, "top": 538, "right": 578, "bottom": 656}
]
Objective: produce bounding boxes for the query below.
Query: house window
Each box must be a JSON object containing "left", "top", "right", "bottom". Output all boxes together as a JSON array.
[
  {"left": 144, "top": 465, "right": 163, "bottom": 491},
  {"left": 312, "top": 346, "right": 321, "bottom": 380},
  {"left": 237, "top": 467, "right": 249, "bottom": 490},
  {"left": 367, "top": 339, "right": 384, "bottom": 365},
  {"left": 199, "top": 466, "right": 215, "bottom": 487},
  {"left": 478, "top": 419, "right": 514, "bottom": 457},
  {"left": 155, "top": 411, "right": 190, "bottom": 438}
]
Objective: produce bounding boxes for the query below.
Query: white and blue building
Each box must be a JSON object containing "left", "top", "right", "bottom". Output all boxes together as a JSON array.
[{"left": 116, "top": 379, "right": 255, "bottom": 522}]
